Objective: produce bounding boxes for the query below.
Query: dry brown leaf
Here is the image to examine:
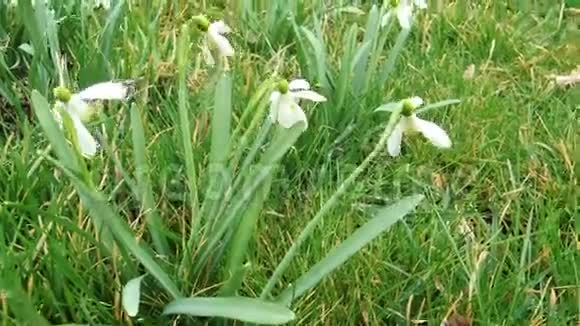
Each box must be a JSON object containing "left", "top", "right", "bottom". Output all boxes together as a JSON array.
[
  {"left": 441, "top": 314, "right": 472, "bottom": 326},
  {"left": 463, "top": 64, "right": 476, "bottom": 80},
  {"left": 549, "top": 288, "right": 557, "bottom": 308},
  {"left": 432, "top": 172, "right": 447, "bottom": 189},
  {"left": 550, "top": 66, "right": 580, "bottom": 86}
]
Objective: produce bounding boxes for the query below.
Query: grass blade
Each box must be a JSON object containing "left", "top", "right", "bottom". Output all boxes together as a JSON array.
[
  {"left": 195, "top": 125, "right": 304, "bottom": 273},
  {"left": 378, "top": 27, "right": 411, "bottom": 86},
  {"left": 130, "top": 104, "right": 169, "bottom": 255},
  {"left": 301, "top": 24, "right": 328, "bottom": 89},
  {"left": 30, "top": 90, "right": 78, "bottom": 172},
  {"left": 0, "top": 275, "right": 51, "bottom": 326},
  {"left": 352, "top": 5, "right": 380, "bottom": 95},
  {"left": 44, "top": 156, "right": 182, "bottom": 299},
  {"left": 176, "top": 24, "right": 200, "bottom": 243},
  {"left": 277, "top": 194, "right": 424, "bottom": 305},
  {"left": 261, "top": 108, "right": 403, "bottom": 299},
  {"left": 163, "top": 297, "right": 295, "bottom": 325},
  {"left": 334, "top": 23, "right": 358, "bottom": 117}
]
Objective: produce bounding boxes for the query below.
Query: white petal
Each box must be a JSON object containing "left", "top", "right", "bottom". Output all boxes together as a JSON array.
[
  {"left": 288, "top": 79, "right": 310, "bottom": 91},
  {"left": 77, "top": 81, "right": 133, "bottom": 101},
  {"left": 414, "top": 0, "right": 428, "bottom": 9},
  {"left": 208, "top": 21, "right": 231, "bottom": 35},
  {"left": 122, "top": 275, "right": 146, "bottom": 317},
  {"left": 269, "top": 91, "right": 281, "bottom": 122},
  {"left": 414, "top": 117, "right": 452, "bottom": 148},
  {"left": 387, "top": 123, "right": 404, "bottom": 157},
  {"left": 277, "top": 101, "right": 307, "bottom": 129},
  {"left": 66, "top": 94, "right": 94, "bottom": 122},
  {"left": 400, "top": 115, "right": 419, "bottom": 133},
  {"left": 71, "top": 116, "right": 98, "bottom": 157},
  {"left": 209, "top": 33, "right": 234, "bottom": 57},
  {"left": 409, "top": 96, "right": 424, "bottom": 108},
  {"left": 381, "top": 12, "right": 393, "bottom": 28},
  {"left": 201, "top": 38, "right": 215, "bottom": 66},
  {"left": 291, "top": 90, "right": 327, "bottom": 102},
  {"left": 396, "top": 3, "right": 413, "bottom": 30}
]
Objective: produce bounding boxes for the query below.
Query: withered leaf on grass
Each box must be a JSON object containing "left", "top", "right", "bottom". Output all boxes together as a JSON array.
[
  {"left": 550, "top": 66, "right": 580, "bottom": 87},
  {"left": 441, "top": 314, "right": 472, "bottom": 326}
]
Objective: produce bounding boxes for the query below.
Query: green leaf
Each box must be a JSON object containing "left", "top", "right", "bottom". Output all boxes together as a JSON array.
[
  {"left": 337, "top": 6, "right": 366, "bottom": 15},
  {"left": 334, "top": 24, "right": 358, "bottom": 115},
  {"left": 301, "top": 25, "right": 328, "bottom": 89},
  {"left": 352, "top": 5, "right": 380, "bottom": 94},
  {"left": 202, "top": 71, "right": 233, "bottom": 221},
  {"left": 195, "top": 125, "right": 304, "bottom": 273},
  {"left": 43, "top": 157, "right": 182, "bottom": 299},
  {"left": 176, "top": 24, "right": 199, "bottom": 242},
  {"left": 210, "top": 72, "right": 232, "bottom": 166},
  {"left": 30, "top": 91, "right": 78, "bottom": 172},
  {"left": 416, "top": 99, "right": 462, "bottom": 114},
  {"left": 378, "top": 27, "right": 411, "bottom": 86},
  {"left": 374, "top": 101, "right": 402, "bottom": 112},
  {"left": 220, "top": 175, "right": 273, "bottom": 296},
  {"left": 0, "top": 274, "right": 51, "bottom": 326},
  {"left": 163, "top": 297, "right": 295, "bottom": 325},
  {"left": 100, "top": 0, "right": 125, "bottom": 60},
  {"left": 277, "top": 194, "right": 424, "bottom": 305},
  {"left": 122, "top": 275, "right": 146, "bottom": 317},
  {"left": 130, "top": 104, "right": 169, "bottom": 255}
]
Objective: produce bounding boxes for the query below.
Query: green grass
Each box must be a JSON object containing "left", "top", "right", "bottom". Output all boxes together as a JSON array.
[{"left": 1, "top": 0, "right": 578, "bottom": 325}]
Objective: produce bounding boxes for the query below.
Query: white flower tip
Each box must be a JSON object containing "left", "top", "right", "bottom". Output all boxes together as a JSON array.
[
  {"left": 414, "top": 0, "right": 428, "bottom": 9},
  {"left": 288, "top": 79, "right": 311, "bottom": 91},
  {"left": 210, "top": 20, "right": 231, "bottom": 35},
  {"left": 409, "top": 96, "right": 424, "bottom": 108}
]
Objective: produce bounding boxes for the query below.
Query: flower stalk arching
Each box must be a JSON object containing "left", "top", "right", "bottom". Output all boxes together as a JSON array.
[{"left": 260, "top": 105, "right": 403, "bottom": 299}]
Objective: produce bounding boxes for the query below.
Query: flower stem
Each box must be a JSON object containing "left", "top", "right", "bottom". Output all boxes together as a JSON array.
[{"left": 260, "top": 107, "right": 403, "bottom": 299}]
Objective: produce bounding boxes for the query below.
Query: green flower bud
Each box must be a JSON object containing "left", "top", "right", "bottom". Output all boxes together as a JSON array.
[
  {"left": 401, "top": 99, "right": 415, "bottom": 116},
  {"left": 277, "top": 79, "right": 289, "bottom": 94},
  {"left": 192, "top": 15, "right": 210, "bottom": 32},
  {"left": 54, "top": 86, "right": 72, "bottom": 103}
]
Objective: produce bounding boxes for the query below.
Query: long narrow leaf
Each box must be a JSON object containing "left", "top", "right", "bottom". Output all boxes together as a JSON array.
[
  {"left": 334, "top": 24, "right": 358, "bottom": 115},
  {"left": 220, "top": 175, "right": 273, "bottom": 296},
  {"left": 301, "top": 25, "right": 327, "bottom": 89},
  {"left": 30, "top": 91, "right": 78, "bottom": 172},
  {"left": 130, "top": 104, "right": 169, "bottom": 255},
  {"left": 352, "top": 5, "right": 380, "bottom": 94},
  {"left": 202, "top": 72, "right": 233, "bottom": 221},
  {"left": 277, "top": 194, "right": 424, "bottom": 305},
  {"left": 176, "top": 24, "right": 200, "bottom": 244},
  {"left": 195, "top": 125, "right": 304, "bottom": 272},
  {"left": 44, "top": 157, "right": 182, "bottom": 299},
  {"left": 163, "top": 297, "right": 295, "bottom": 325},
  {"left": 378, "top": 27, "right": 411, "bottom": 86}
]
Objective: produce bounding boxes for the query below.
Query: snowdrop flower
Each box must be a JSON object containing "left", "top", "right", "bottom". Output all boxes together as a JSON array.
[
  {"left": 386, "top": 96, "right": 451, "bottom": 157},
  {"left": 269, "top": 79, "right": 327, "bottom": 129},
  {"left": 93, "top": 0, "right": 111, "bottom": 9},
  {"left": 53, "top": 81, "right": 134, "bottom": 157},
  {"left": 382, "top": 0, "right": 427, "bottom": 30},
  {"left": 193, "top": 15, "right": 234, "bottom": 66}
]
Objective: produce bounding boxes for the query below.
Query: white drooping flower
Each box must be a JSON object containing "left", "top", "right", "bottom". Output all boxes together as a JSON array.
[
  {"left": 194, "top": 16, "right": 234, "bottom": 66},
  {"left": 386, "top": 96, "right": 452, "bottom": 157},
  {"left": 93, "top": 0, "right": 111, "bottom": 9},
  {"left": 53, "top": 81, "right": 134, "bottom": 157},
  {"left": 269, "top": 79, "right": 327, "bottom": 129},
  {"left": 382, "top": 0, "right": 428, "bottom": 30}
]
